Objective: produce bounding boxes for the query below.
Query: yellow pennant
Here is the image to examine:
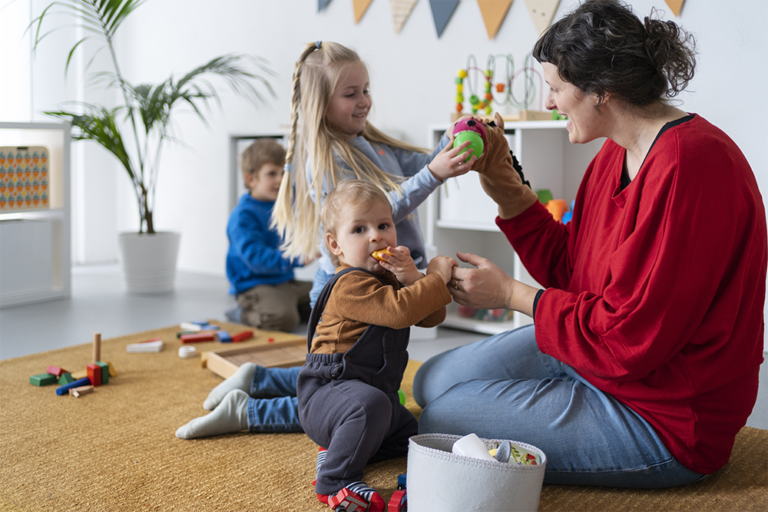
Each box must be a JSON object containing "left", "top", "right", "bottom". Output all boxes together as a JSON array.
[
  {"left": 664, "top": 0, "right": 685, "bottom": 17},
  {"left": 391, "top": 0, "right": 419, "bottom": 33},
  {"left": 477, "top": 0, "right": 514, "bottom": 39},
  {"left": 353, "top": 0, "right": 374, "bottom": 23},
  {"left": 523, "top": 0, "right": 560, "bottom": 36}
]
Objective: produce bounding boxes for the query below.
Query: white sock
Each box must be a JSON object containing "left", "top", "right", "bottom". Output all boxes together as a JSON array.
[
  {"left": 176, "top": 389, "right": 249, "bottom": 439},
  {"left": 203, "top": 362, "right": 256, "bottom": 411}
]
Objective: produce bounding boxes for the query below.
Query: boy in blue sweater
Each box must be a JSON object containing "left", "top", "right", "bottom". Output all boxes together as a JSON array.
[{"left": 226, "top": 138, "right": 312, "bottom": 332}]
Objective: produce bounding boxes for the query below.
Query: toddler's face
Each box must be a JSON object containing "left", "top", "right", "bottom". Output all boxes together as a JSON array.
[
  {"left": 247, "top": 162, "right": 284, "bottom": 201},
  {"left": 325, "top": 62, "right": 371, "bottom": 138},
  {"left": 327, "top": 198, "right": 396, "bottom": 273}
]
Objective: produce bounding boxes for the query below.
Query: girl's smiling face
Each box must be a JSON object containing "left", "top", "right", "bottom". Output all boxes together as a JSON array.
[
  {"left": 543, "top": 62, "right": 606, "bottom": 144},
  {"left": 325, "top": 198, "right": 396, "bottom": 273},
  {"left": 325, "top": 62, "right": 372, "bottom": 138}
]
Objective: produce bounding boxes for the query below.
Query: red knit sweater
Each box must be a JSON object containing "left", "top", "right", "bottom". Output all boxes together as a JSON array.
[{"left": 499, "top": 115, "right": 766, "bottom": 474}]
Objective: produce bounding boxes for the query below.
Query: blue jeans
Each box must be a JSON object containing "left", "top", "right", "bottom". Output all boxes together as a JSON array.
[
  {"left": 413, "top": 325, "right": 707, "bottom": 489},
  {"left": 246, "top": 365, "right": 302, "bottom": 433},
  {"left": 246, "top": 268, "right": 334, "bottom": 432}
]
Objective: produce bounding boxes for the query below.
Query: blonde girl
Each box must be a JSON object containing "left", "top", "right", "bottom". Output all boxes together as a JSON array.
[{"left": 273, "top": 40, "right": 478, "bottom": 305}]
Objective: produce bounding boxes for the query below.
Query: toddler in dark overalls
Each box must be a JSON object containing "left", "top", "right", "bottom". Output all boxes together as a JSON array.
[{"left": 297, "top": 180, "right": 456, "bottom": 511}]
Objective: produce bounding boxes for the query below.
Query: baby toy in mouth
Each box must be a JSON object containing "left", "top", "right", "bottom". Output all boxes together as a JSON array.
[
  {"left": 452, "top": 118, "right": 486, "bottom": 162},
  {"left": 371, "top": 249, "right": 394, "bottom": 261}
]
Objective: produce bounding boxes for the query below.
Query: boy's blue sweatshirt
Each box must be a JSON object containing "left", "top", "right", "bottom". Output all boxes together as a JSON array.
[{"left": 226, "top": 194, "right": 302, "bottom": 295}]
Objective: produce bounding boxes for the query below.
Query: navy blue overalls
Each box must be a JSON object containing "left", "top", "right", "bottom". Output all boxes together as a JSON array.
[{"left": 297, "top": 267, "right": 418, "bottom": 496}]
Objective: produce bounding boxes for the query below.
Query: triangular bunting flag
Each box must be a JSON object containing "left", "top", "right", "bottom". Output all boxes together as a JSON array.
[
  {"left": 429, "top": 0, "right": 460, "bottom": 38},
  {"left": 664, "top": 0, "right": 685, "bottom": 17},
  {"left": 353, "top": 0, "right": 374, "bottom": 23},
  {"left": 477, "top": 0, "right": 514, "bottom": 39},
  {"left": 391, "top": 0, "right": 419, "bottom": 33},
  {"left": 523, "top": 0, "right": 560, "bottom": 35},
  {"left": 318, "top": 0, "right": 332, "bottom": 12}
]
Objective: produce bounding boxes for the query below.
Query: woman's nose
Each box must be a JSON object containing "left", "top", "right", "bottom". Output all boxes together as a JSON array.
[{"left": 544, "top": 91, "right": 556, "bottom": 111}]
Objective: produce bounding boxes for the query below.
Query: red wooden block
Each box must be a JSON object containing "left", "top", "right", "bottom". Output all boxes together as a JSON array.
[
  {"left": 87, "top": 364, "right": 102, "bottom": 387},
  {"left": 180, "top": 333, "right": 216, "bottom": 343},
  {"left": 47, "top": 366, "right": 67, "bottom": 378},
  {"left": 231, "top": 330, "right": 254, "bottom": 343}
]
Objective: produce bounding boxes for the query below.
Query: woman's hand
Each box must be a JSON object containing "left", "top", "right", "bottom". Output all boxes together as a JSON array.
[
  {"left": 450, "top": 251, "right": 536, "bottom": 317},
  {"left": 377, "top": 246, "right": 422, "bottom": 286}
]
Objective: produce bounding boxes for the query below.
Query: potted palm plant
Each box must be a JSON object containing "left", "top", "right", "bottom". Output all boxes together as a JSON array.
[{"left": 30, "top": 0, "right": 274, "bottom": 293}]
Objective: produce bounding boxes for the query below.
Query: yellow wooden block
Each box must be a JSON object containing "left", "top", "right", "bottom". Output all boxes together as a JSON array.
[
  {"left": 71, "top": 369, "right": 87, "bottom": 379},
  {"left": 107, "top": 361, "right": 117, "bottom": 377}
]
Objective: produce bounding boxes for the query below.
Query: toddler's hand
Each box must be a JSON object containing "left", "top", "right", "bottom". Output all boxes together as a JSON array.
[
  {"left": 377, "top": 246, "right": 422, "bottom": 286},
  {"left": 427, "top": 255, "right": 459, "bottom": 285}
]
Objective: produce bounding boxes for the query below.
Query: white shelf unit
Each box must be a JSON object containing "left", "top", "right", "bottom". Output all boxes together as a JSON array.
[
  {"left": 0, "top": 122, "right": 71, "bottom": 308},
  {"left": 426, "top": 121, "right": 603, "bottom": 333}
]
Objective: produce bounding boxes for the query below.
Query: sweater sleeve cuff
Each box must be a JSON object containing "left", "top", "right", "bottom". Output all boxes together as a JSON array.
[{"left": 532, "top": 289, "right": 545, "bottom": 323}]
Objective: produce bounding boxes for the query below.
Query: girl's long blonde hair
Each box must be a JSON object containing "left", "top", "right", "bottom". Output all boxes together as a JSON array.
[{"left": 271, "top": 41, "right": 428, "bottom": 261}]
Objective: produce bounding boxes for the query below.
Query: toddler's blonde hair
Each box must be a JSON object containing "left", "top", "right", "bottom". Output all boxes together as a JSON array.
[
  {"left": 272, "top": 41, "right": 427, "bottom": 261},
  {"left": 322, "top": 180, "right": 392, "bottom": 267}
]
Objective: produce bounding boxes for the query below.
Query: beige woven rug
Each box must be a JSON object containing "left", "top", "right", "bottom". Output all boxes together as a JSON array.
[{"left": 1, "top": 323, "right": 765, "bottom": 511}]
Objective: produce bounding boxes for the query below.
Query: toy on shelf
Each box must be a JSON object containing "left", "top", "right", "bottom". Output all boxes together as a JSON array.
[
  {"left": 458, "top": 306, "right": 512, "bottom": 323},
  {"left": 536, "top": 189, "right": 572, "bottom": 224},
  {"left": 453, "top": 53, "right": 549, "bottom": 122},
  {"left": 0, "top": 146, "right": 50, "bottom": 211},
  {"left": 452, "top": 118, "right": 486, "bottom": 161}
]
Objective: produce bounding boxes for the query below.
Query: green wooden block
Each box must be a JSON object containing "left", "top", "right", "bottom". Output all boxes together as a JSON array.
[
  {"left": 58, "top": 372, "right": 75, "bottom": 385},
  {"left": 177, "top": 331, "right": 196, "bottom": 338},
  {"left": 95, "top": 361, "right": 109, "bottom": 384},
  {"left": 30, "top": 373, "right": 57, "bottom": 386}
]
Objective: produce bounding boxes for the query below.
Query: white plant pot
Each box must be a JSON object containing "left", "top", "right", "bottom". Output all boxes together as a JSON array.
[{"left": 118, "top": 231, "right": 181, "bottom": 294}]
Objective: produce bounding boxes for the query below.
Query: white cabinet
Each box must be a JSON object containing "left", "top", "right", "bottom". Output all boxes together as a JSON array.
[
  {"left": 425, "top": 121, "right": 603, "bottom": 334},
  {"left": 0, "top": 122, "right": 71, "bottom": 308}
]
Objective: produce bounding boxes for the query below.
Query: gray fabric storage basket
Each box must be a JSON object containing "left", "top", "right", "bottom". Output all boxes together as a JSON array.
[{"left": 407, "top": 433, "right": 547, "bottom": 512}]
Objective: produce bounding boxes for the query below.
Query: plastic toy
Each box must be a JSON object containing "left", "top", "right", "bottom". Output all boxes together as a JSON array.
[
  {"left": 387, "top": 489, "right": 407, "bottom": 512},
  {"left": 371, "top": 249, "right": 394, "bottom": 262},
  {"left": 56, "top": 377, "right": 92, "bottom": 396},
  {"left": 328, "top": 488, "right": 368, "bottom": 511},
  {"left": 452, "top": 119, "right": 486, "bottom": 161},
  {"left": 30, "top": 373, "right": 57, "bottom": 386},
  {"left": 546, "top": 199, "right": 567, "bottom": 222},
  {"left": 398, "top": 389, "right": 406, "bottom": 406},
  {"left": 397, "top": 473, "right": 407, "bottom": 490},
  {"left": 452, "top": 433, "right": 496, "bottom": 462}
]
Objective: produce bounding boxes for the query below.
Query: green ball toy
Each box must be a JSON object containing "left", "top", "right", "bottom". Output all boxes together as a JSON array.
[{"left": 453, "top": 130, "right": 484, "bottom": 162}]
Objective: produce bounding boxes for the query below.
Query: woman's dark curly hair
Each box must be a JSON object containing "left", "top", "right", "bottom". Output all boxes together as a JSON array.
[{"left": 533, "top": 0, "right": 696, "bottom": 107}]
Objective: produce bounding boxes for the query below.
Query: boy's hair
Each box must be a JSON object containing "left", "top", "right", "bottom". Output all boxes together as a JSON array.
[
  {"left": 272, "top": 41, "right": 428, "bottom": 261},
  {"left": 322, "top": 180, "right": 391, "bottom": 267},
  {"left": 241, "top": 138, "right": 286, "bottom": 188}
]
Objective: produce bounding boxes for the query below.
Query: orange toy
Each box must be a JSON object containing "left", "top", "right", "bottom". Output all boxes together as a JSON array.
[
  {"left": 371, "top": 249, "right": 394, "bottom": 262},
  {"left": 546, "top": 199, "right": 568, "bottom": 222}
]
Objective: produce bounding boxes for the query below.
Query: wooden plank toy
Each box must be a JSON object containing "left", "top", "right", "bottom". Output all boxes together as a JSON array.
[
  {"left": 56, "top": 377, "right": 92, "bottom": 396},
  {"left": 71, "top": 369, "right": 88, "bottom": 379},
  {"left": 87, "top": 364, "right": 102, "bottom": 387},
  {"left": 180, "top": 333, "right": 216, "bottom": 344},
  {"left": 205, "top": 339, "right": 307, "bottom": 379},
  {"left": 30, "top": 373, "right": 57, "bottom": 386},
  {"left": 69, "top": 385, "right": 94, "bottom": 397},
  {"left": 93, "top": 332, "right": 101, "bottom": 363},
  {"left": 231, "top": 330, "right": 254, "bottom": 343}
]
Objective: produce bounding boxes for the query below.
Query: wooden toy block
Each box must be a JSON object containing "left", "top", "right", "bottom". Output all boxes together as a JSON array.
[
  {"left": 176, "top": 331, "right": 197, "bottom": 338},
  {"left": 93, "top": 332, "right": 101, "bottom": 363},
  {"left": 56, "top": 377, "right": 92, "bottom": 395},
  {"left": 30, "top": 373, "right": 57, "bottom": 386},
  {"left": 181, "top": 332, "right": 216, "bottom": 343},
  {"left": 87, "top": 364, "right": 102, "bottom": 387},
  {"left": 217, "top": 331, "right": 232, "bottom": 343},
  {"left": 69, "top": 385, "right": 94, "bottom": 397},
  {"left": 46, "top": 366, "right": 67, "bottom": 378},
  {"left": 204, "top": 339, "right": 307, "bottom": 379},
  {"left": 72, "top": 369, "right": 88, "bottom": 379},
  {"left": 58, "top": 372, "right": 75, "bottom": 385},
  {"left": 107, "top": 361, "right": 117, "bottom": 377},
  {"left": 231, "top": 330, "right": 254, "bottom": 343},
  {"left": 179, "top": 322, "right": 203, "bottom": 332},
  {"left": 95, "top": 362, "right": 109, "bottom": 384},
  {"left": 127, "top": 340, "right": 163, "bottom": 353}
]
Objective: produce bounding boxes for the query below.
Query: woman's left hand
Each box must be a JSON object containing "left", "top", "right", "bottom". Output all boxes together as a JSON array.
[{"left": 450, "top": 251, "right": 536, "bottom": 317}]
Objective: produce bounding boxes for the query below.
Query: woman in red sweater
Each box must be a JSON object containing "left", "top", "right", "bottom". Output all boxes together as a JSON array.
[{"left": 414, "top": 0, "right": 766, "bottom": 488}]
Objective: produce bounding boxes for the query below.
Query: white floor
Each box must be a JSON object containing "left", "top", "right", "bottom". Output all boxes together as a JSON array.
[{"left": 1, "top": 264, "right": 765, "bottom": 430}]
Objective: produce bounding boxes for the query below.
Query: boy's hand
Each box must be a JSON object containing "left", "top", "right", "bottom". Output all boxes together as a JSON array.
[
  {"left": 427, "top": 255, "right": 459, "bottom": 285},
  {"left": 377, "top": 246, "right": 422, "bottom": 286}
]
